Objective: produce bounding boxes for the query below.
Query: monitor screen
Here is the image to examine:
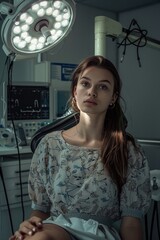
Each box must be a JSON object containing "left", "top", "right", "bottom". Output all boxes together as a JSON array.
[{"left": 7, "top": 84, "right": 50, "bottom": 120}]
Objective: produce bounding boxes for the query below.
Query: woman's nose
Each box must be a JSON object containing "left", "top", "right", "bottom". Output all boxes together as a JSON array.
[{"left": 88, "top": 87, "right": 97, "bottom": 97}]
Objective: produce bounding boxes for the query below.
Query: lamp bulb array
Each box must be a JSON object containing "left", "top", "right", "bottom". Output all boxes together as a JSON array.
[{"left": 1, "top": 0, "right": 75, "bottom": 55}]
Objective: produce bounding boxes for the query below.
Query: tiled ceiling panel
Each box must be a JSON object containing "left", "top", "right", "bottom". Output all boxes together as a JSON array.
[
  {"left": 0, "top": 0, "right": 159, "bottom": 16},
  {"left": 75, "top": 0, "right": 160, "bottom": 12}
]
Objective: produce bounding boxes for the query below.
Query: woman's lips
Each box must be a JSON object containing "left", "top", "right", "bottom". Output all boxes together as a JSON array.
[{"left": 84, "top": 99, "right": 97, "bottom": 105}]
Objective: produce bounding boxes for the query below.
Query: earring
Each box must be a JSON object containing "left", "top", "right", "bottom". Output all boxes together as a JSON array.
[{"left": 109, "top": 102, "right": 115, "bottom": 109}]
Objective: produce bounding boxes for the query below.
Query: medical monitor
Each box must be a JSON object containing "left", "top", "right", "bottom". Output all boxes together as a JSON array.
[{"left": 7, "top": 83, "right": 51, "bottom": 121}]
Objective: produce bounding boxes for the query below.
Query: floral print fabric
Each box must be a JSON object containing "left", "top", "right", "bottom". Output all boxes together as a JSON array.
[{"left": 28, "top": 131, "right": 151, "bottom": 222}]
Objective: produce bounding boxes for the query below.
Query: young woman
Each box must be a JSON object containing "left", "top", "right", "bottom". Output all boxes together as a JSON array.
[{"left": 10, "top": 56, "right": 151, "bottom": 240}]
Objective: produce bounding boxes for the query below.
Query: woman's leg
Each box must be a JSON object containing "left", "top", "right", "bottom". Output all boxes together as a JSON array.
[{"left": 24, "top": 224, "right": 72, "bottom": 240}]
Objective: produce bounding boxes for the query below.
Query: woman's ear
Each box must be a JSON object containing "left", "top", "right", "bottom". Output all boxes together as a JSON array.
[
  {"left": 73, "top": 86, "right": 77, "bottom": 98},
  {"left": 111, "top": 92, "right": 118, "bottom": 105}
]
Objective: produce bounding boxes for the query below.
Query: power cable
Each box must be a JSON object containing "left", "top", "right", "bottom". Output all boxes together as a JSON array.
[
  {"left": 118, "top": 19, "right": 148, "bottom": 67},
  {"left": 0, "top": 166, "right": 14, "bottom": 235},
  {"left": 0, "top": 56, "right": 9, "bottom": 88},
  {"left": 7, "top": 54, "right": 25, "bottom": 221}
]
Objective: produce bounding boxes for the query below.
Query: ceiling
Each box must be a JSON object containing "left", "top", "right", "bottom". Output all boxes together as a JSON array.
[
  {"left": 0, "top": 0, "right": 159, "bottom": 15},
  {"left": 75, "top": 0, "right": 160, "bottom": 12}
]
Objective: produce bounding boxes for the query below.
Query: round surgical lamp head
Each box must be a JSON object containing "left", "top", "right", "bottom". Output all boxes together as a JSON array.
[{"left": 0, "top": 0, "right": 76, "bottom": 56}]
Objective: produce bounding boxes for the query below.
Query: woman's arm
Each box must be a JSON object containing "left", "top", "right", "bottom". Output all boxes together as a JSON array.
[
  {"left": 120, "top": 216, "right": 144, "bottom": 240},
  {"left": 30, "top": 210, "right": 50, "bottom": 220}
]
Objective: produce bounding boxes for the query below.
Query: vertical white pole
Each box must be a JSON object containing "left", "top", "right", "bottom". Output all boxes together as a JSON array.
[
  {"left": 95, "top": 16, "right": 123, "bottom": 57},
  {"left": 94, "top": 16, "right": 107, "bottom": 57}
]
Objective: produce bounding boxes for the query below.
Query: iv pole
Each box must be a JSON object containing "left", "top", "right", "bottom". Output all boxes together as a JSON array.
[{"left": 95, "top": 16, "right": 160, "bottom": 57}]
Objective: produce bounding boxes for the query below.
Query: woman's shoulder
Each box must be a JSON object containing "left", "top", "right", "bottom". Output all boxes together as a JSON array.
[
  {"left": 127, "top": 139, "right": 148, "bottom": 169},
  {"left": 37, "top": 130, "right": 65, "bottom": 150},
  {"left": 42, "top": 130, "right": 62, "bottom": 141}
]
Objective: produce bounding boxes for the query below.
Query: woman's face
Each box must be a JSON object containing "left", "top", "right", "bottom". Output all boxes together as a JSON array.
[{"left": 74, "top": 66, "right": 117, "bottom": 116}]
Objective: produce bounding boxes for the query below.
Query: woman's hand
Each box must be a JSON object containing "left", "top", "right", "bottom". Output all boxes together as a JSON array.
[{"left": 9, "top": 216, "right": 43, "bottom": 240}]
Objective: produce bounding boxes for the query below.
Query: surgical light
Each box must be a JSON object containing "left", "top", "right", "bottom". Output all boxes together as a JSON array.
[{"left": 0, "top": 0, "right": 76, "bottom": 56}]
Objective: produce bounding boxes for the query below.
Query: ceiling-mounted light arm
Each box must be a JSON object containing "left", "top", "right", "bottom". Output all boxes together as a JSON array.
[
  {"left": 95, "top": 16, "right": 160, "bottom": 57},
  {"left": 0, "top": 2, "right": 14, "bottom": 15},
  {"left": 95, "top": 16, "right": 122, "bottom": 57}
]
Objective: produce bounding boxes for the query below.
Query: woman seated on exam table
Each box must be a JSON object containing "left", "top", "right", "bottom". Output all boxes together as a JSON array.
[{"left": 10, "top": 55, "right": 151, "bottom": 240}]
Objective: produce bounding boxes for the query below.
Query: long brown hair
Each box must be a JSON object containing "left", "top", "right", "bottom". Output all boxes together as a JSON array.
[{"left": 69, "top": 55, "right": 136, "bottom": 193}]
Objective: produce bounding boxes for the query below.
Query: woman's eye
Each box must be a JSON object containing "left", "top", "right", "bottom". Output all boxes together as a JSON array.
[
  {"left": 81, "top": 81, "right": 89, "bottom": 87},
  {"left": 99, "top": 84, "right": 108, "bottom": 90}
]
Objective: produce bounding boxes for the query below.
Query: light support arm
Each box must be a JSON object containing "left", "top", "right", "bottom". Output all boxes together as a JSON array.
[
  {"left": 95, "top": 16, "right": 122, "bottom": 57},
  {"left": 0, "top": 2, "right": 14, "bottom": 15},
  {"left": 95, "top": 16, "right": 160, "bottom": 57}
]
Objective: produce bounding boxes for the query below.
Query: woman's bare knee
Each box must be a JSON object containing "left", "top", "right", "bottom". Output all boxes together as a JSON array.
[
  {"left": 23, "top": 224, "right": 71, "bottom": 240},
  {"left": 24, "top": 231, "right": 52, "bottom": 240}
]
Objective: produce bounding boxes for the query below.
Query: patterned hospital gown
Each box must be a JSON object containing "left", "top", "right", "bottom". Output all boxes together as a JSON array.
[{"left": 28, "top": 131, "right": 151, "bottom": 239}]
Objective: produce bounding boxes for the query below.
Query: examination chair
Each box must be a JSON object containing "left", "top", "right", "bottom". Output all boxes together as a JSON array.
[{"left": 31, "top": 110, "right": 79, "bottom": 153}]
